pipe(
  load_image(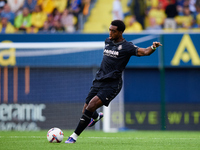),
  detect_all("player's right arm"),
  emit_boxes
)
[137,42,162,56]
